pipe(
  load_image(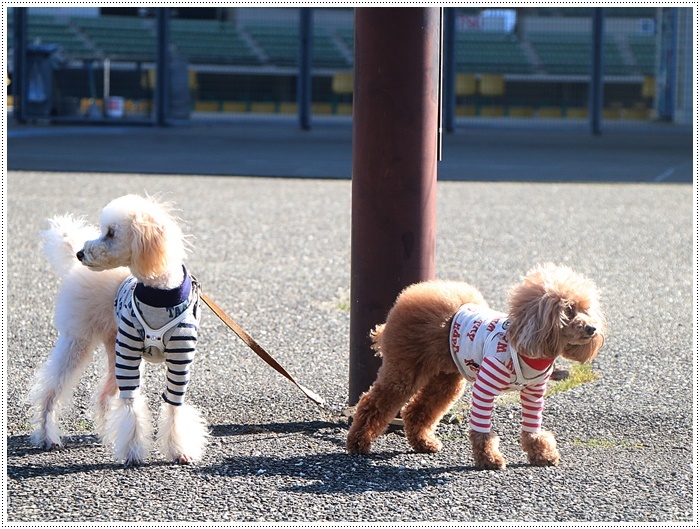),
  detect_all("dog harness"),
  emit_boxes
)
[449,303,554,434]
[114,266,200,406]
